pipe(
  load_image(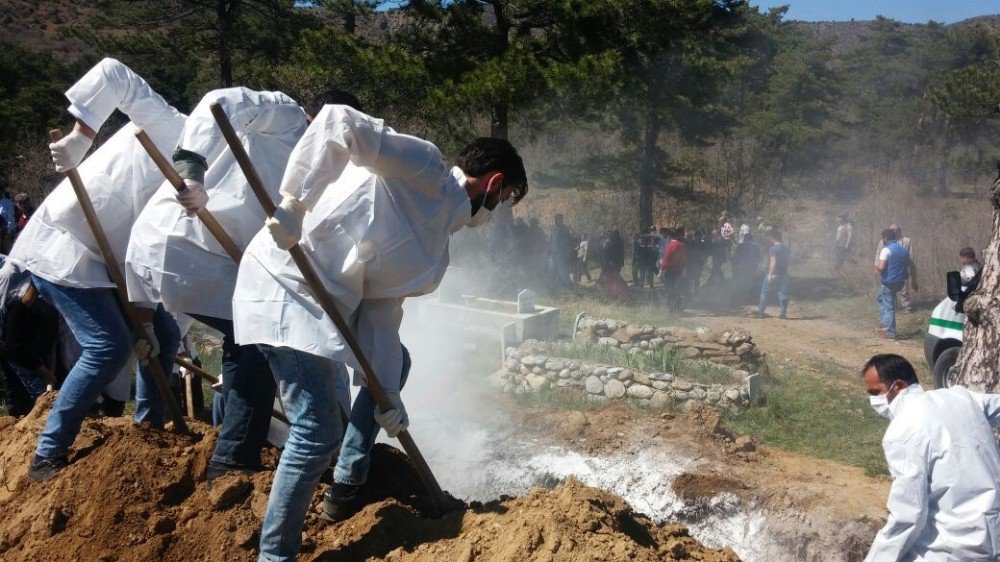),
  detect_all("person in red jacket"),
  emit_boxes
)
[659,227,687,313]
